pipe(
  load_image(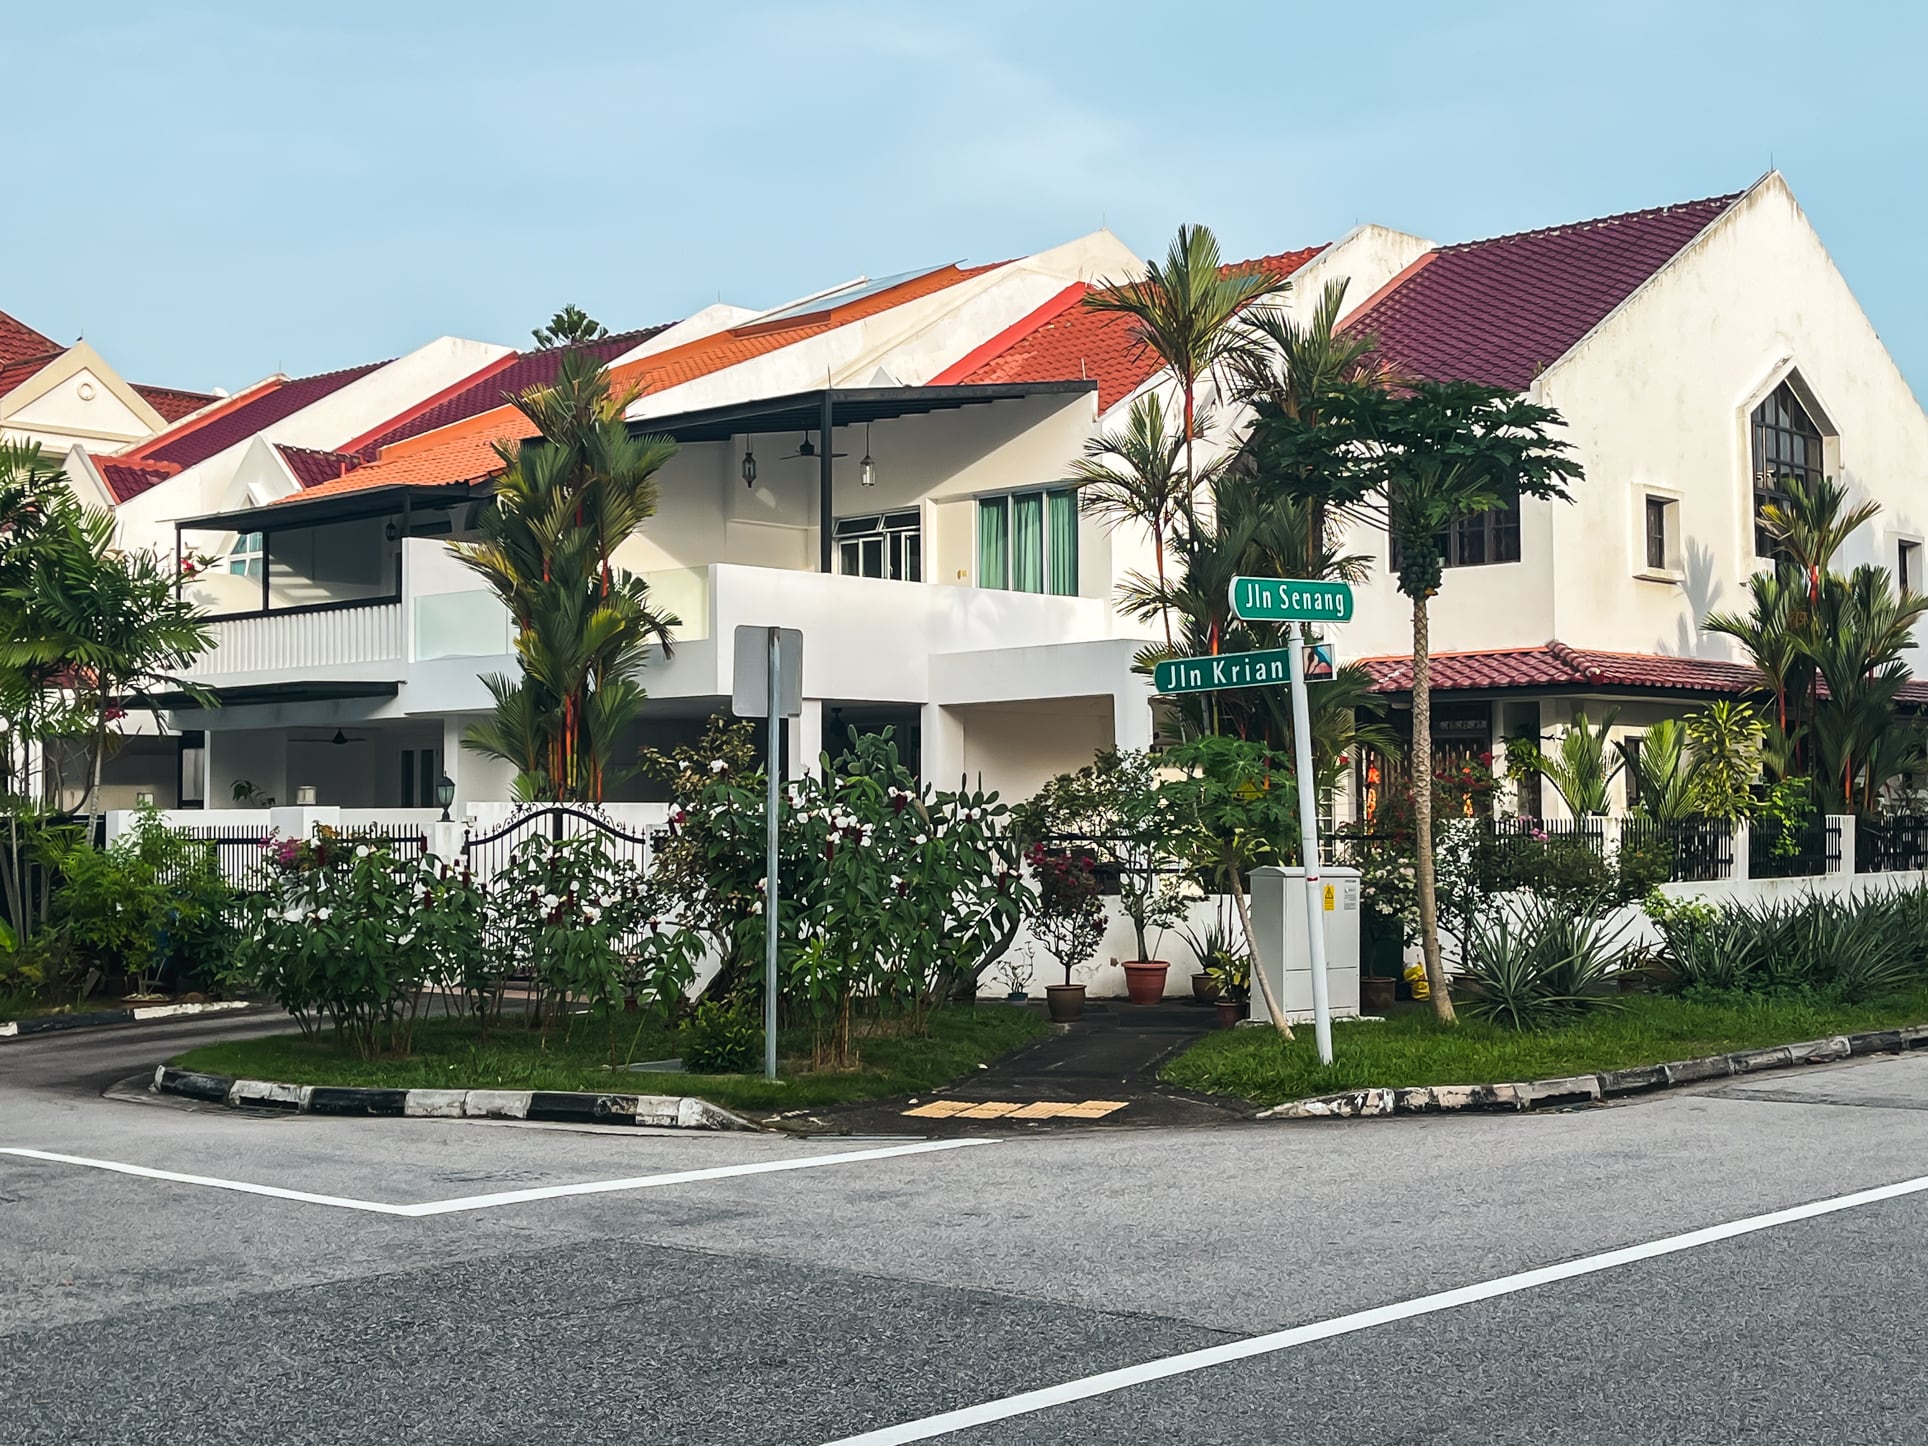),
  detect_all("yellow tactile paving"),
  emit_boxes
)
[900,1098,1129,1121]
